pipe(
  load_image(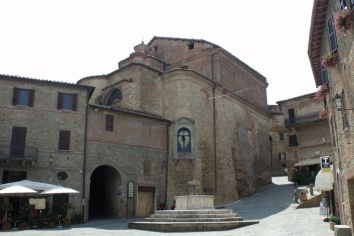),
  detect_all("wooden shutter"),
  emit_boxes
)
[12,88,19,105]
[10,127,27,157]
[58,130,71,150]
[320,57,329,84]
[105,115,114,131]
[57,93,63,110]
[29,90,35,107]
[339,0,346,10]
[327,16,338,53]
[72,94,78,111]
